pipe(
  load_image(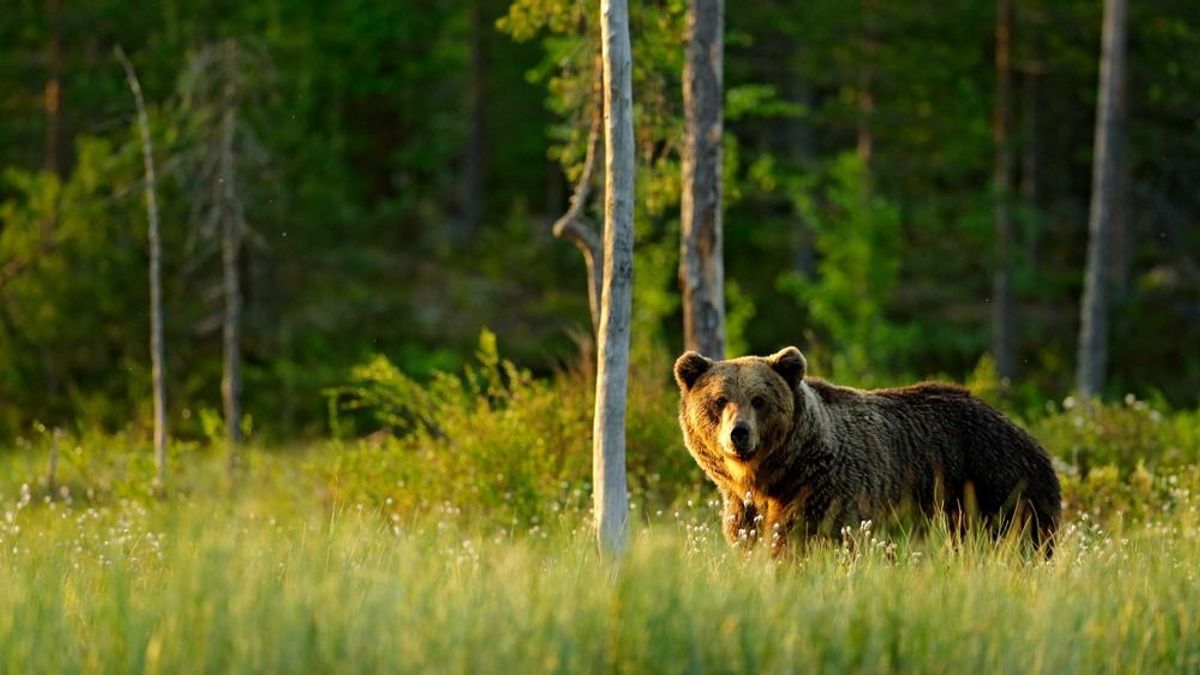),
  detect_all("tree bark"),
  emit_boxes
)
[1020,57,1040,268]
[1109,103,1131,300]
[1077,0,1127,398]
[116,45,168,489]
[219,42,244,458]
[459,0,487,240]
[594,0,634,557]
[44,0,64,177]
[680,0,725,359]
[992,0,1017,383]
[856,0,878,172]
